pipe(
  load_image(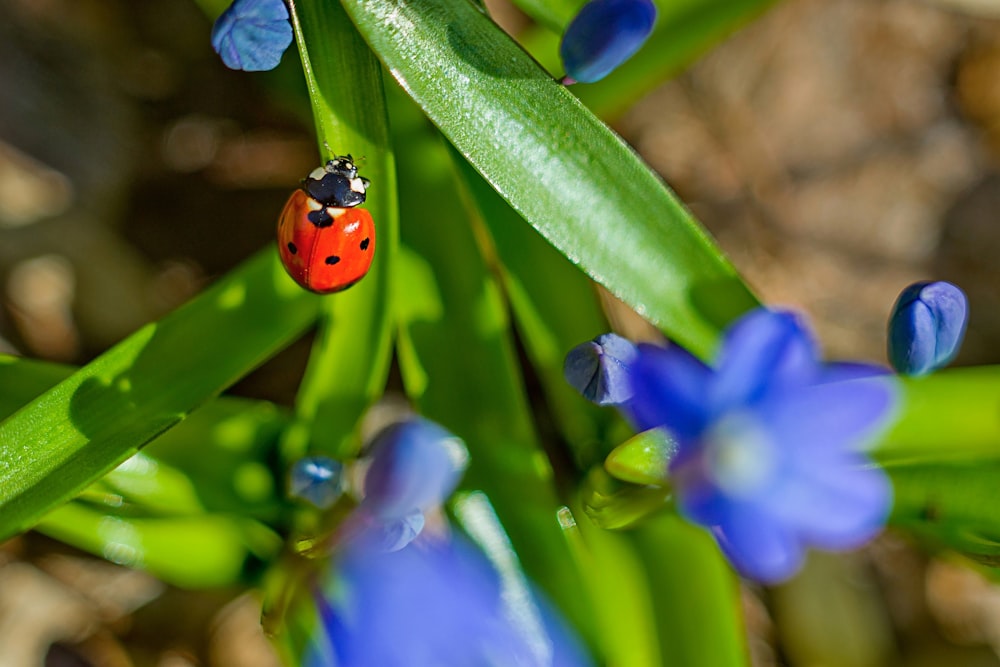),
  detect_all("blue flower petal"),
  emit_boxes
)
[819,361,892,383]
[712,309,818,413]
[712,503,805,583]
[625,343,712,440]
[362,418,469,520]
[211,0,293,72]
[563,333,638,405]
[783,465,892,550]
[314,536,593,666]
[759,376,898,455]
[888,281,968,376]
[348,510,427,553]
[560,0,656,83]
